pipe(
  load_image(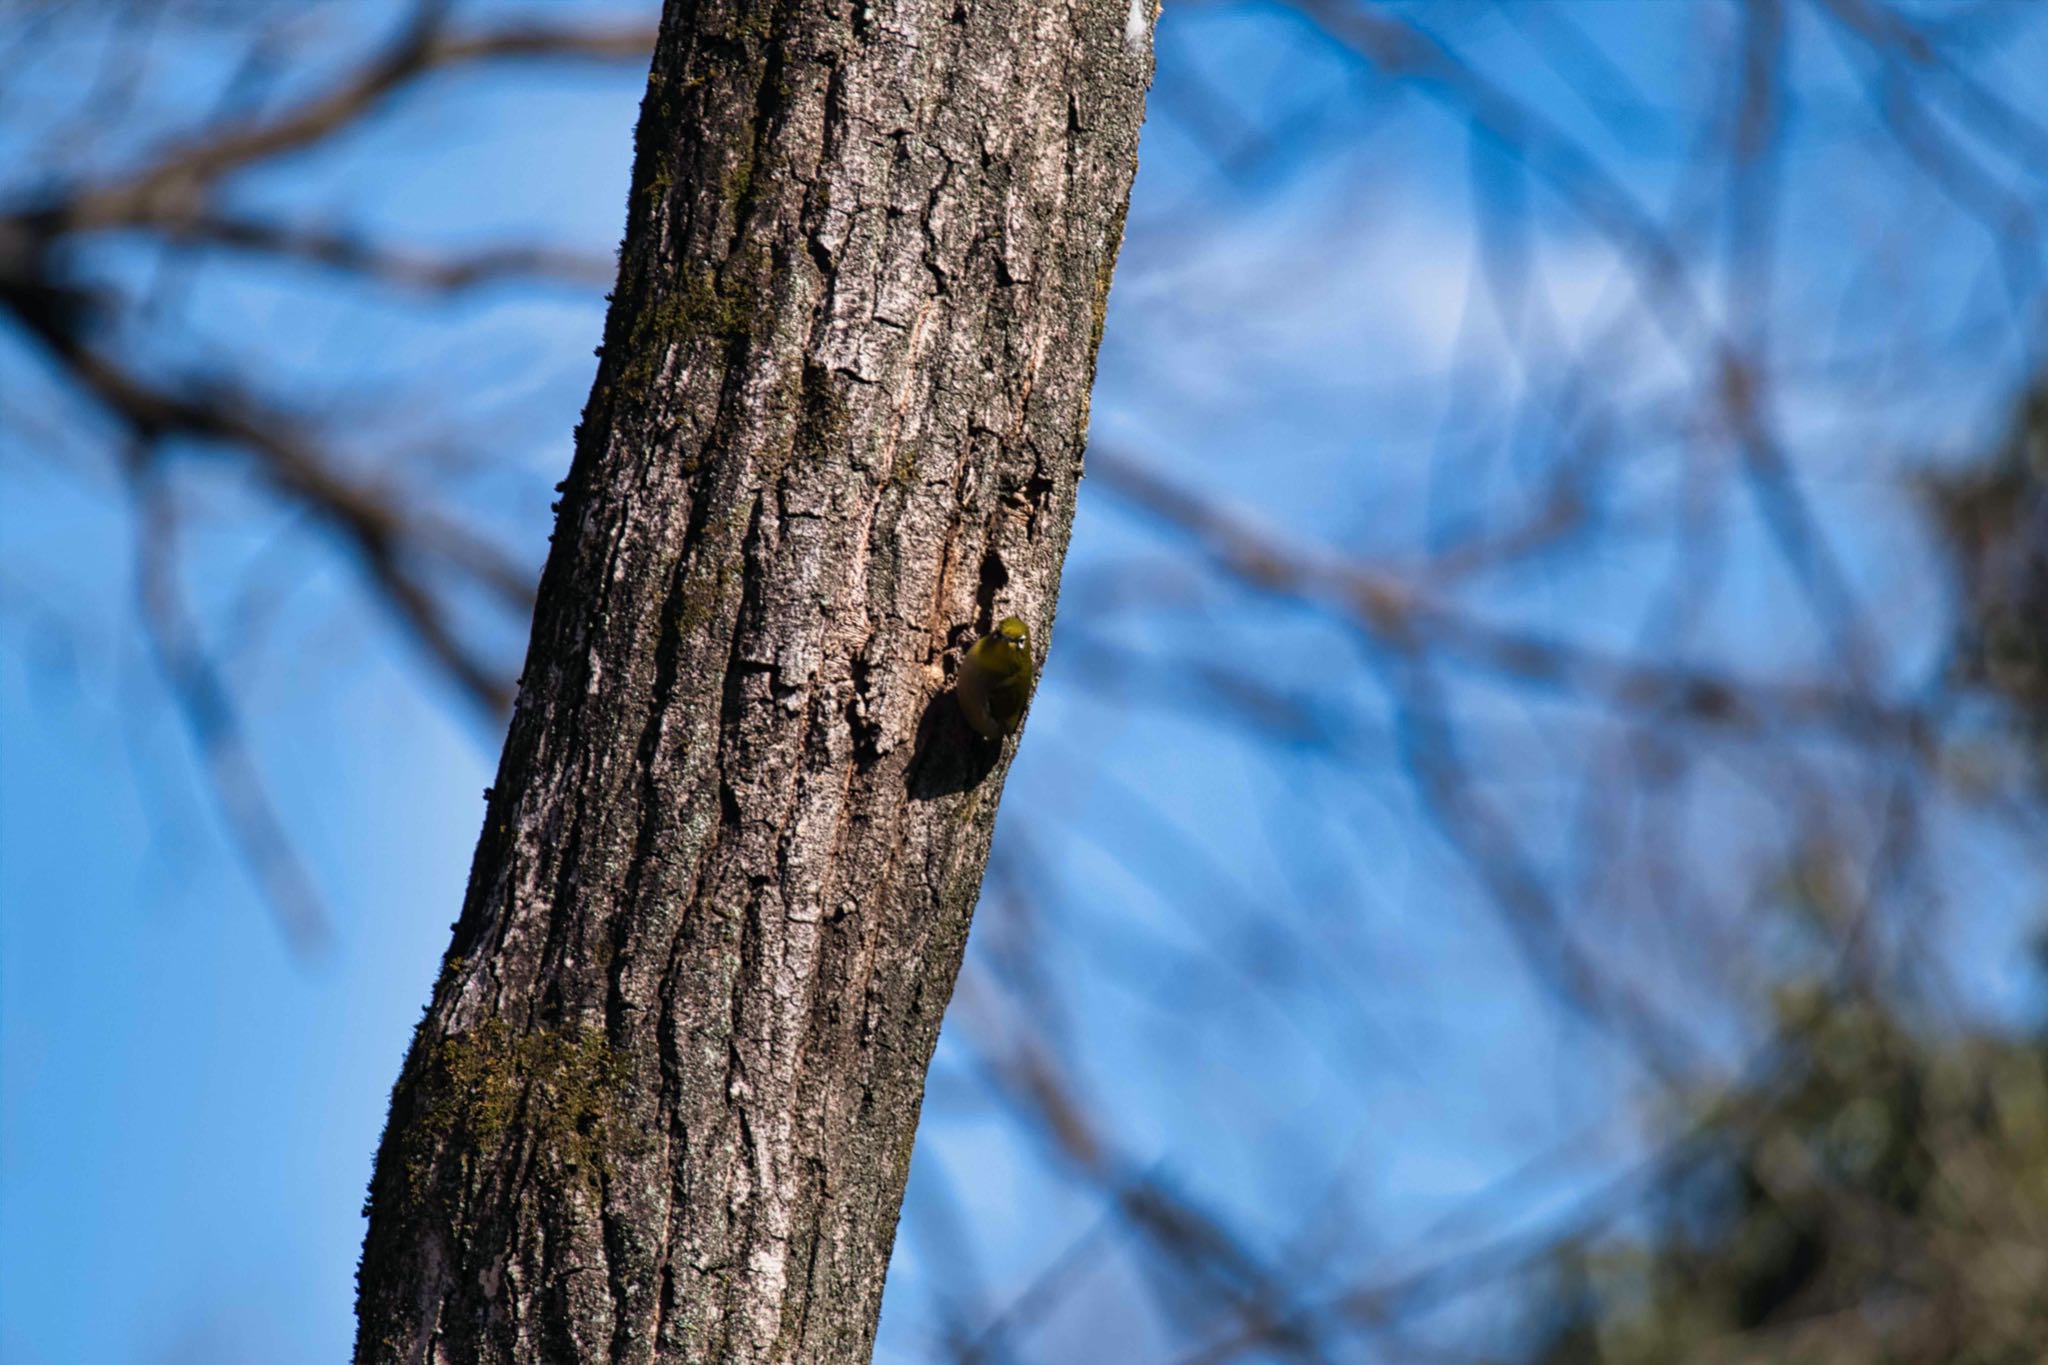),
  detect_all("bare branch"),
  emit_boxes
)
[57,11,658,230]
[131,466,333,959]
[1088,448,1928,749]
[146,210,617,294]
[3,288,519,714]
